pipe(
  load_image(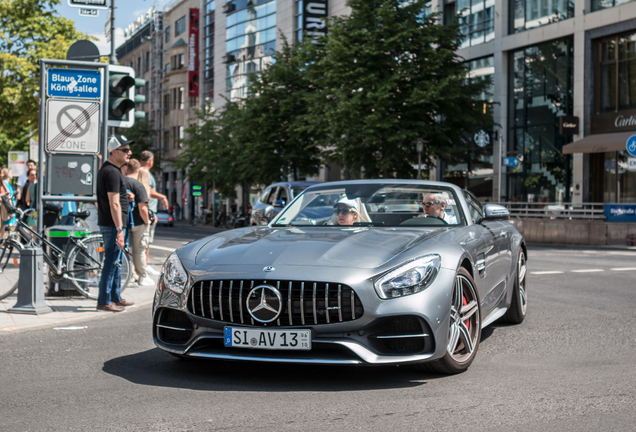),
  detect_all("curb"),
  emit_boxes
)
[527,242,636,252]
